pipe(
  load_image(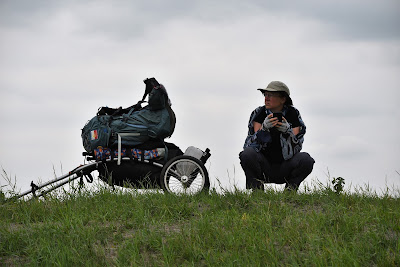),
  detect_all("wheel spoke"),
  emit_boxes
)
[167,168,180,179]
